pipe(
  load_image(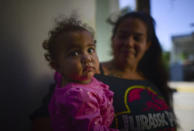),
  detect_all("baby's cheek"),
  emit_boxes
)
[94,59,99,71]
